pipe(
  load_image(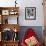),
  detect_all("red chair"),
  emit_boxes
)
[21,28,41,46]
